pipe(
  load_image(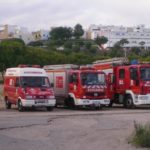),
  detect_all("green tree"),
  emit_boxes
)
[28,41,43,47]
[74,24,84,39]
[95,36,108,48]
[85,41,92,49]
[0,39,26,79]
[64,41,73,49]
[50,27,73,41]
[113,38,129,48]
[109,48,124,57]
[119,38,129,47]
[131,47,141,55]
[89,46,97,54]
[112,39,129,57]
